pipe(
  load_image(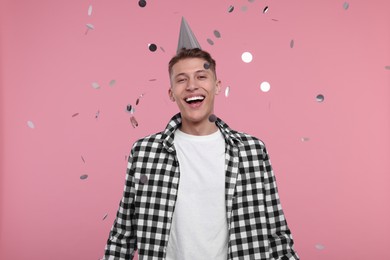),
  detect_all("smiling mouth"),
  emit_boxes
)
[185,96,205,104]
